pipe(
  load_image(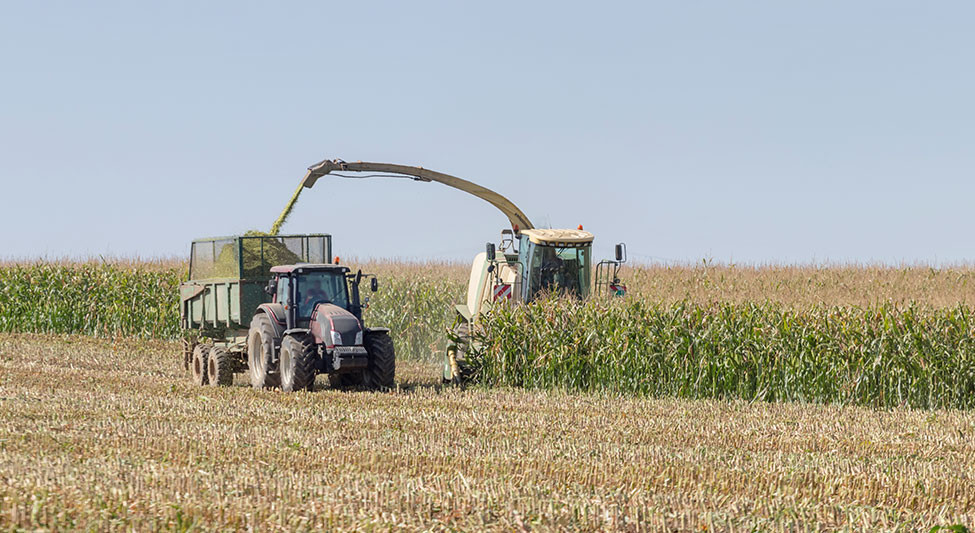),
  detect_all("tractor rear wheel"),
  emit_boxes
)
[191,344,209,386]
[207,346,234,387]
[363,331,395,390]
[247,314,280,389]
[280,334,317,392]
[444,321,472,385]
